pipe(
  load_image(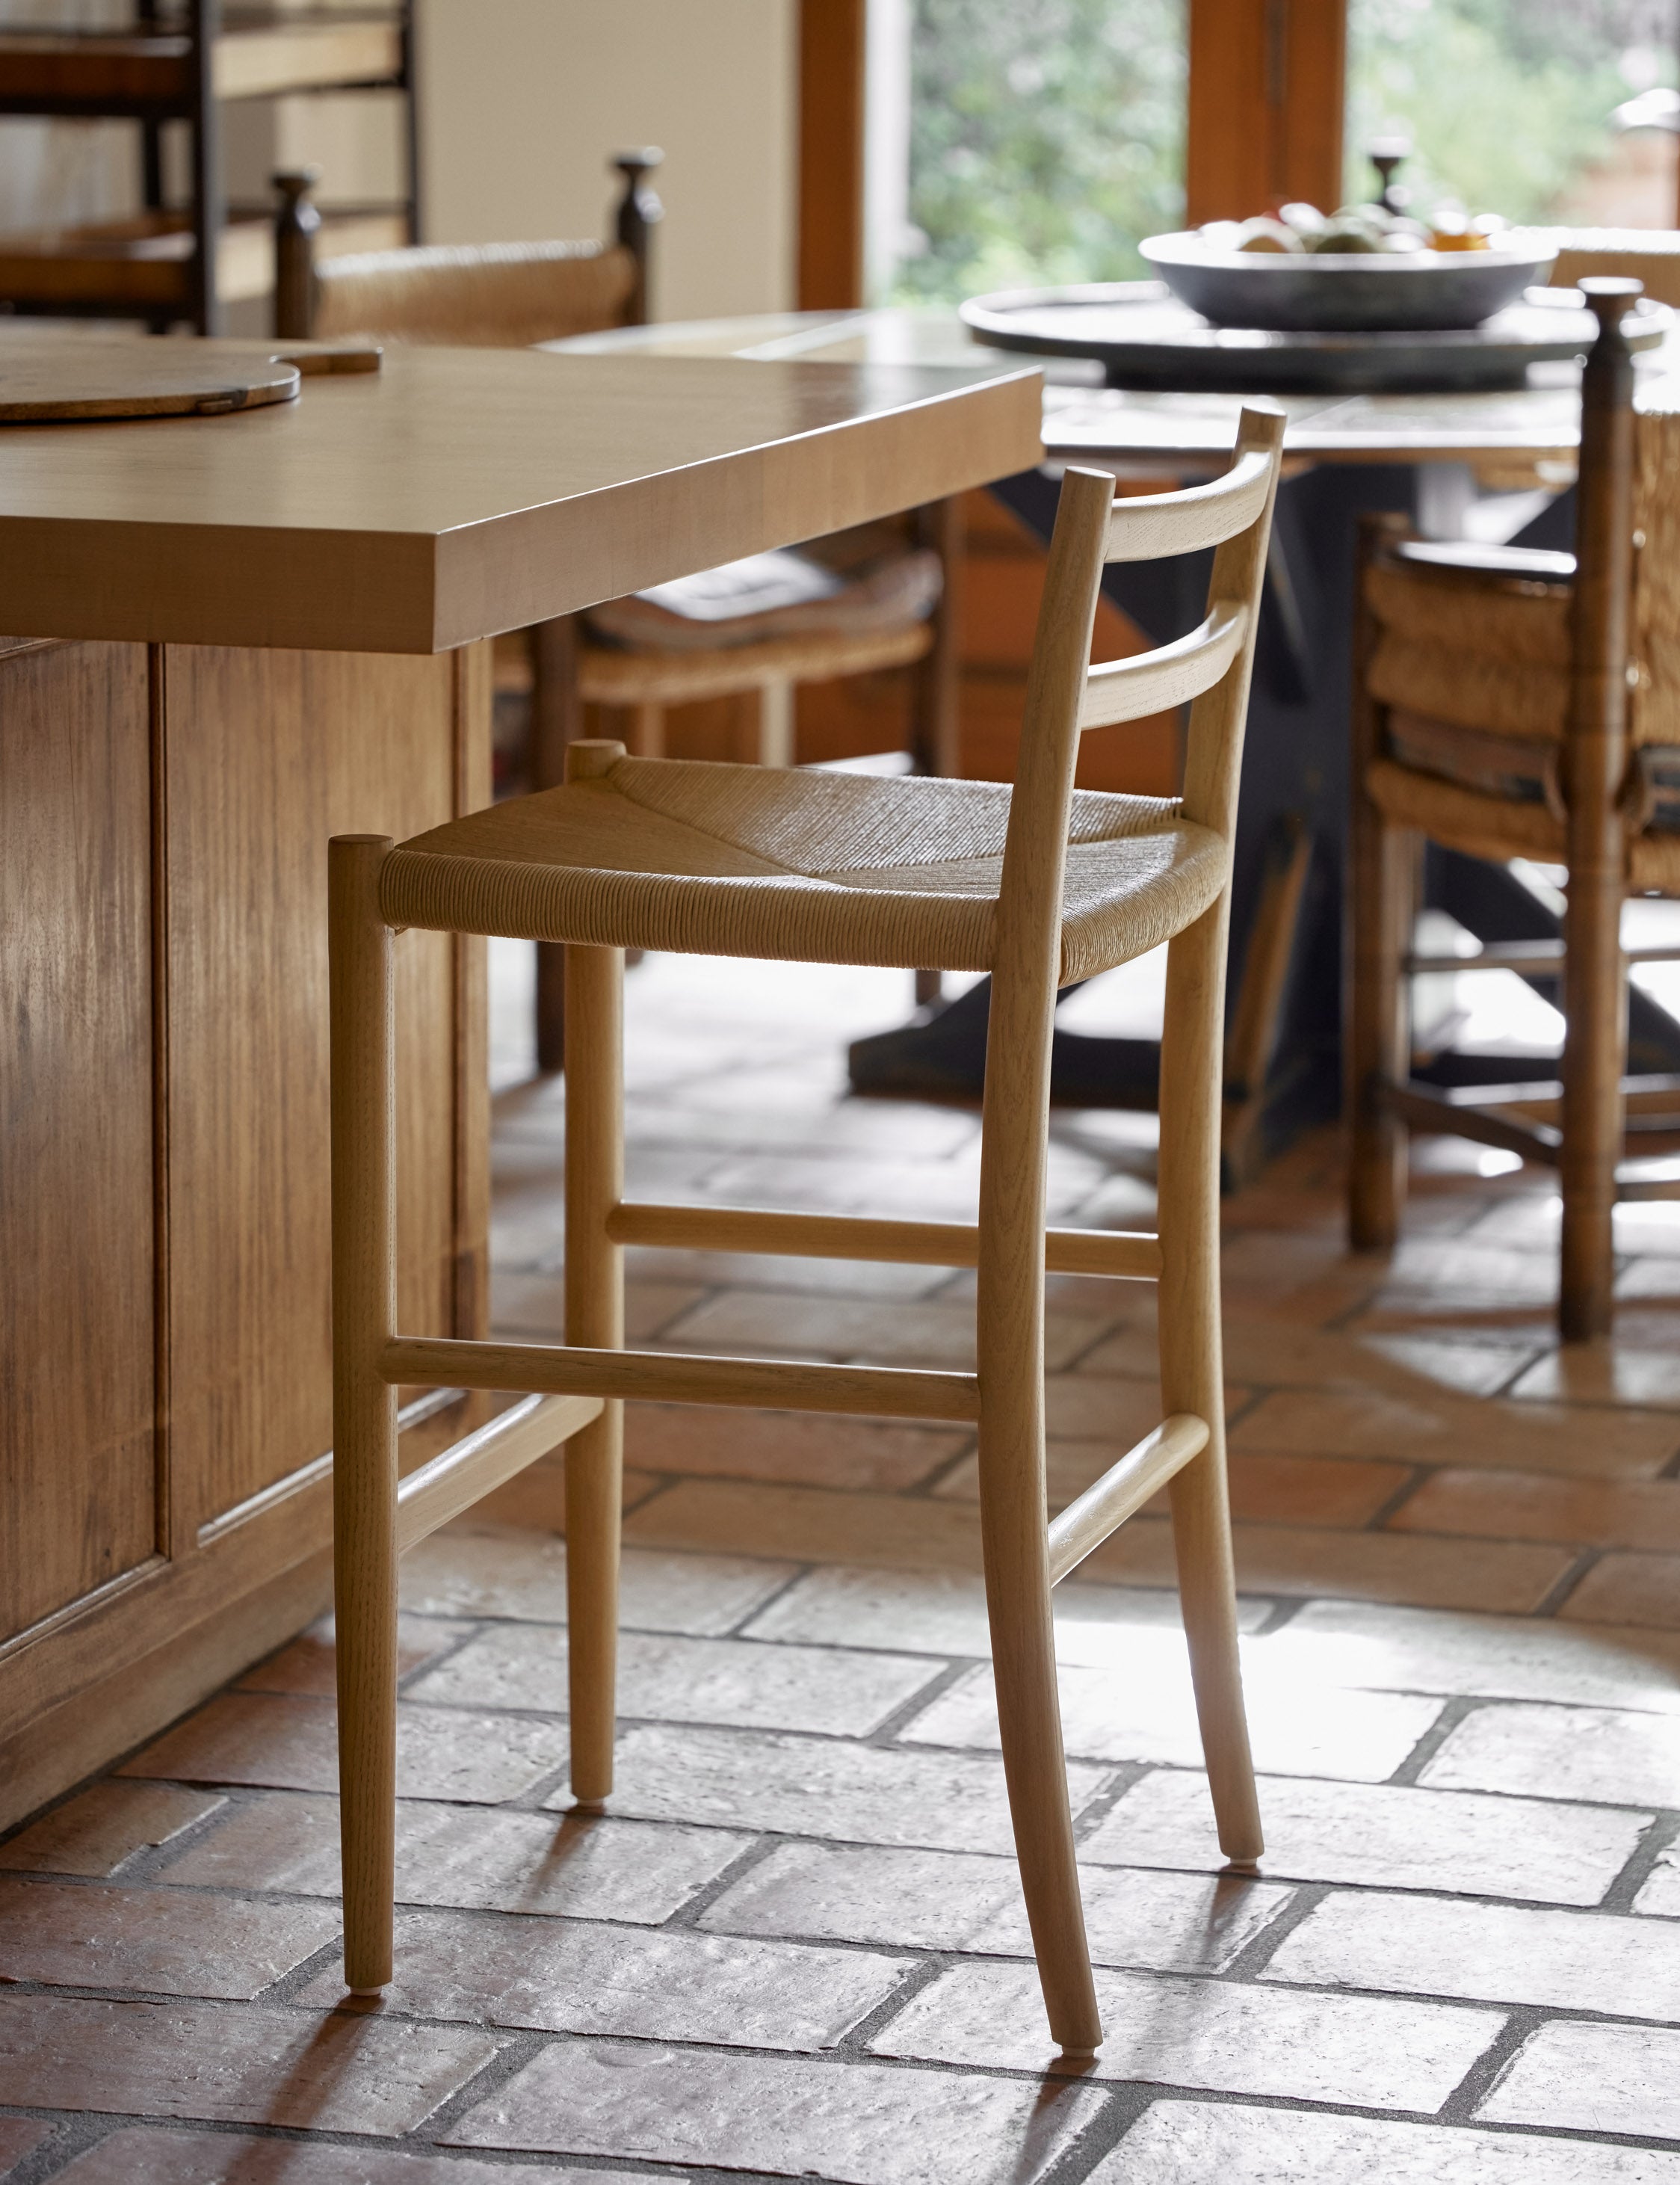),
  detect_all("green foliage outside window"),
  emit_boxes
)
[899,0,1186,303]
[1345,0,1676,223]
